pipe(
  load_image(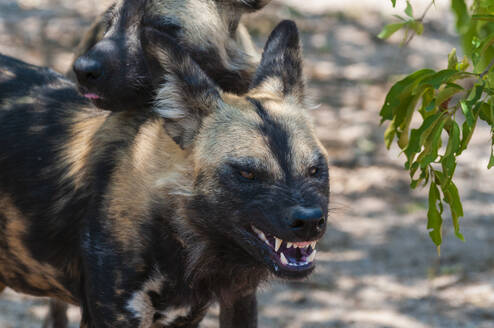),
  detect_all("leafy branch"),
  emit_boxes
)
[378,0,434,45]
[379,0,494,248]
